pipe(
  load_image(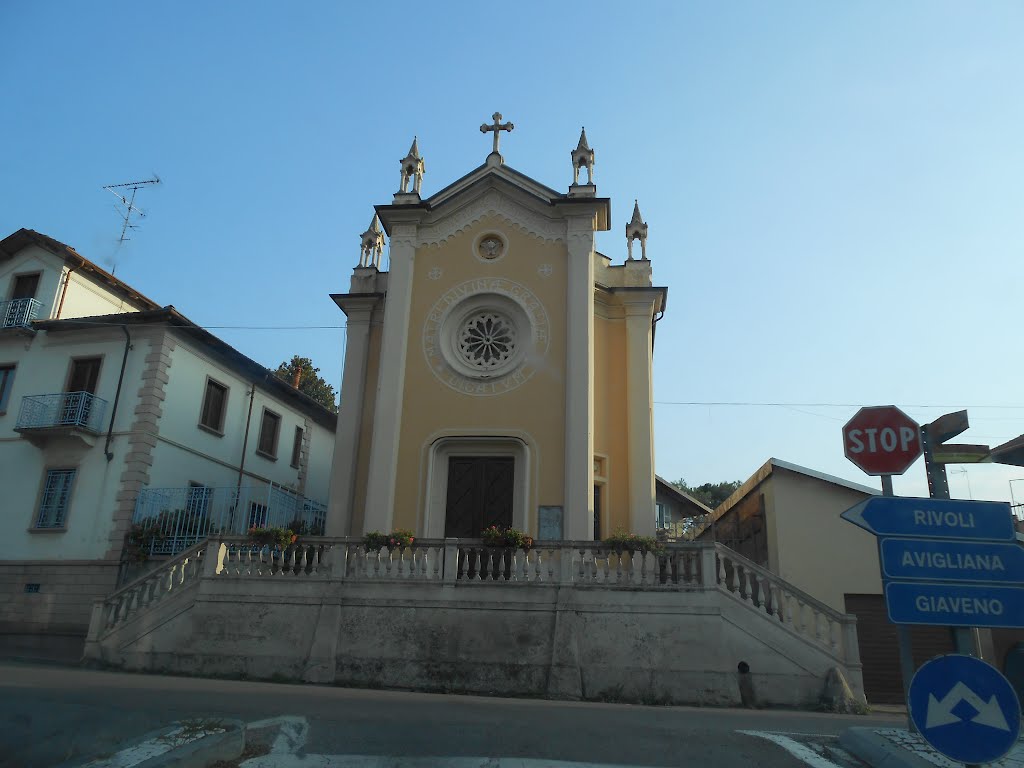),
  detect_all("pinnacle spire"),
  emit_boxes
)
[576,127,590,152]
[630,200,644,226]
[625,199,649,261]
[569,126,596,191]
[359,211,386,268]
[397,136,425,199]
